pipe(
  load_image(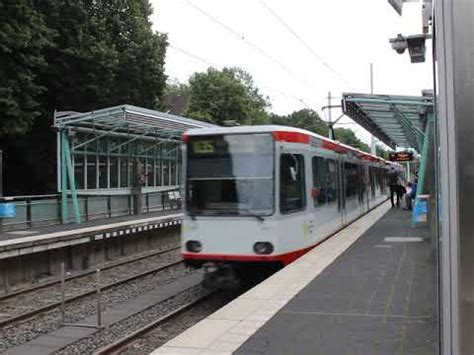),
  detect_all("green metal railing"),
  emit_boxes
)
[0,188,181,232]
